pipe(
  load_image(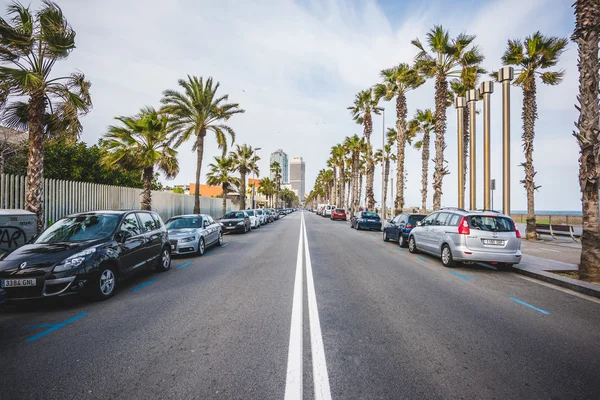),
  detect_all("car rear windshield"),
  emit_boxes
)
[335,209,345,213]
[409,215,426,224]
[246,210,255,216]
[166,217,202,230]
[36,214,120,243]
[256,210,263,215]
[223,212,245,219]
[468,216,514,232]
[362,212,379,218]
